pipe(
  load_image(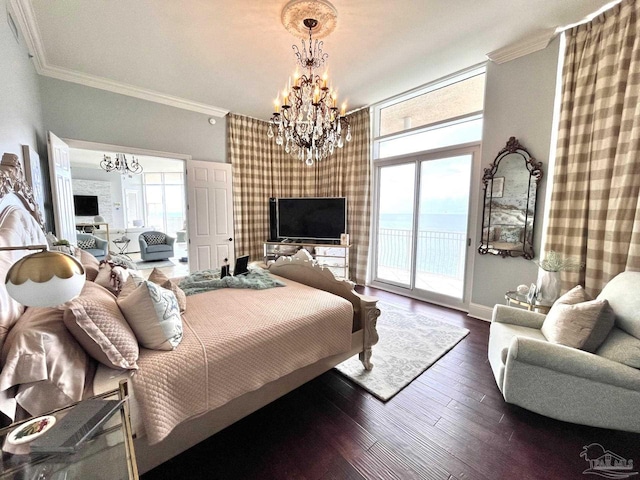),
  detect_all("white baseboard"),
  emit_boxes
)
[467,303,493,322]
